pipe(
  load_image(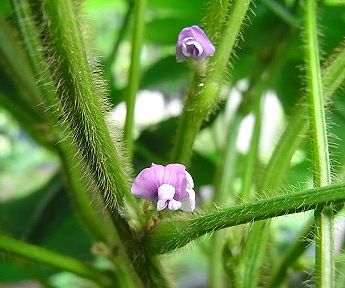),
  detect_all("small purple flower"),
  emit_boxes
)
[131,163,195,212]
[176,25,215,62]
